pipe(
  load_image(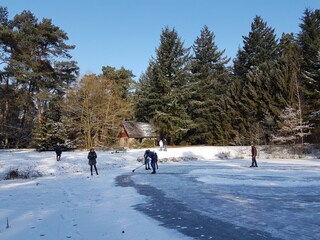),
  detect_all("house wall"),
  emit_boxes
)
[118,137,135,147]
[118,137,156,147]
